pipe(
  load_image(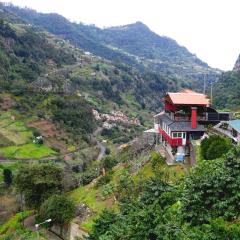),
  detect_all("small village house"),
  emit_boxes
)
[148,89,232,163]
